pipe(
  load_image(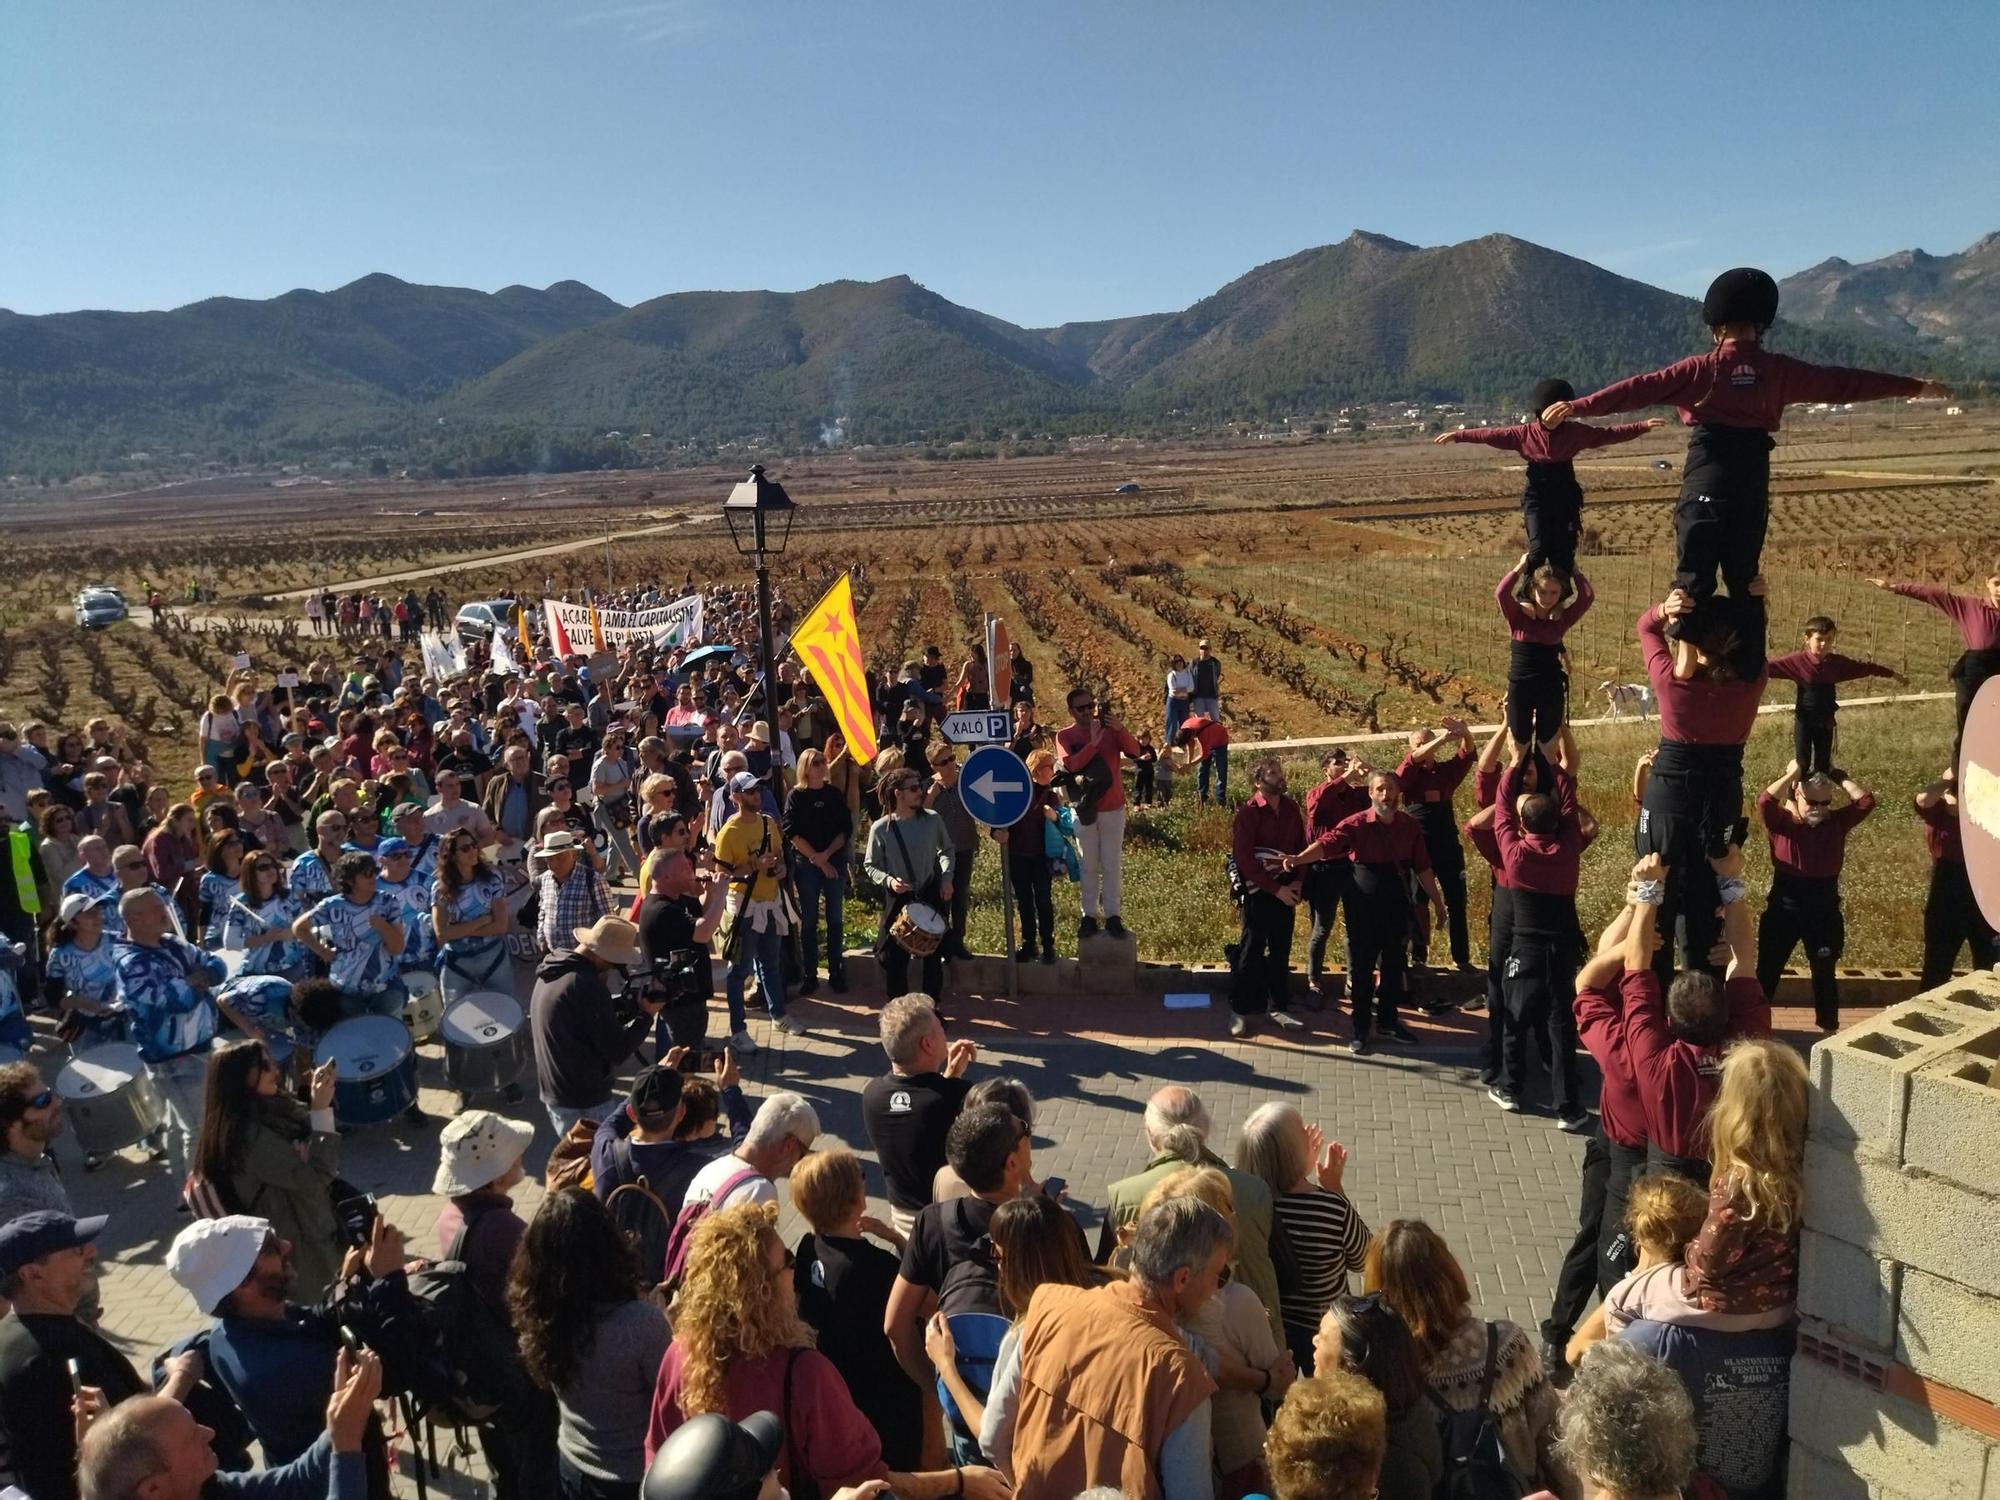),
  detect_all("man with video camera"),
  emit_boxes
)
[530,915,664,1137]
